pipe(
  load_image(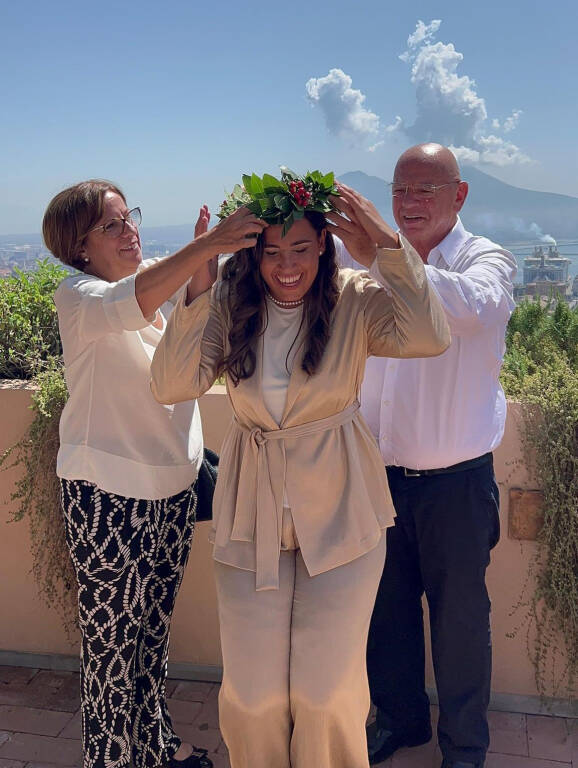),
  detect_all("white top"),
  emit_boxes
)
[261,297,303,508]
[336,219,517,469]
[54,260,203,499]
[261,298,303,424]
